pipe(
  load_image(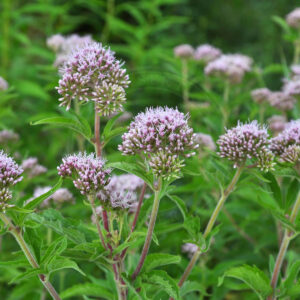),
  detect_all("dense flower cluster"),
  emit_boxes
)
[26,186,74,208]
[217,121,275,171]
[174,44,194,59]
[291,65,300,78]
[21,157,47,178]
[182,243,198,258]
[0,151,23,205]
[97,174,143,210]
[194,44,221,64]
[194,133,216,152]
[47,34,93,67]
[57,42,130,115]
[58,152,111,195]
[119,107,198,178]
[268,115,286,134]
[268,91,296,111]
[283,79,300,97]
[251,88,271,104]
[286,8,300,28]
[0,77,8,91]
[0,130,19,144]
[205,54,253,84]
[270,120,300,164]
